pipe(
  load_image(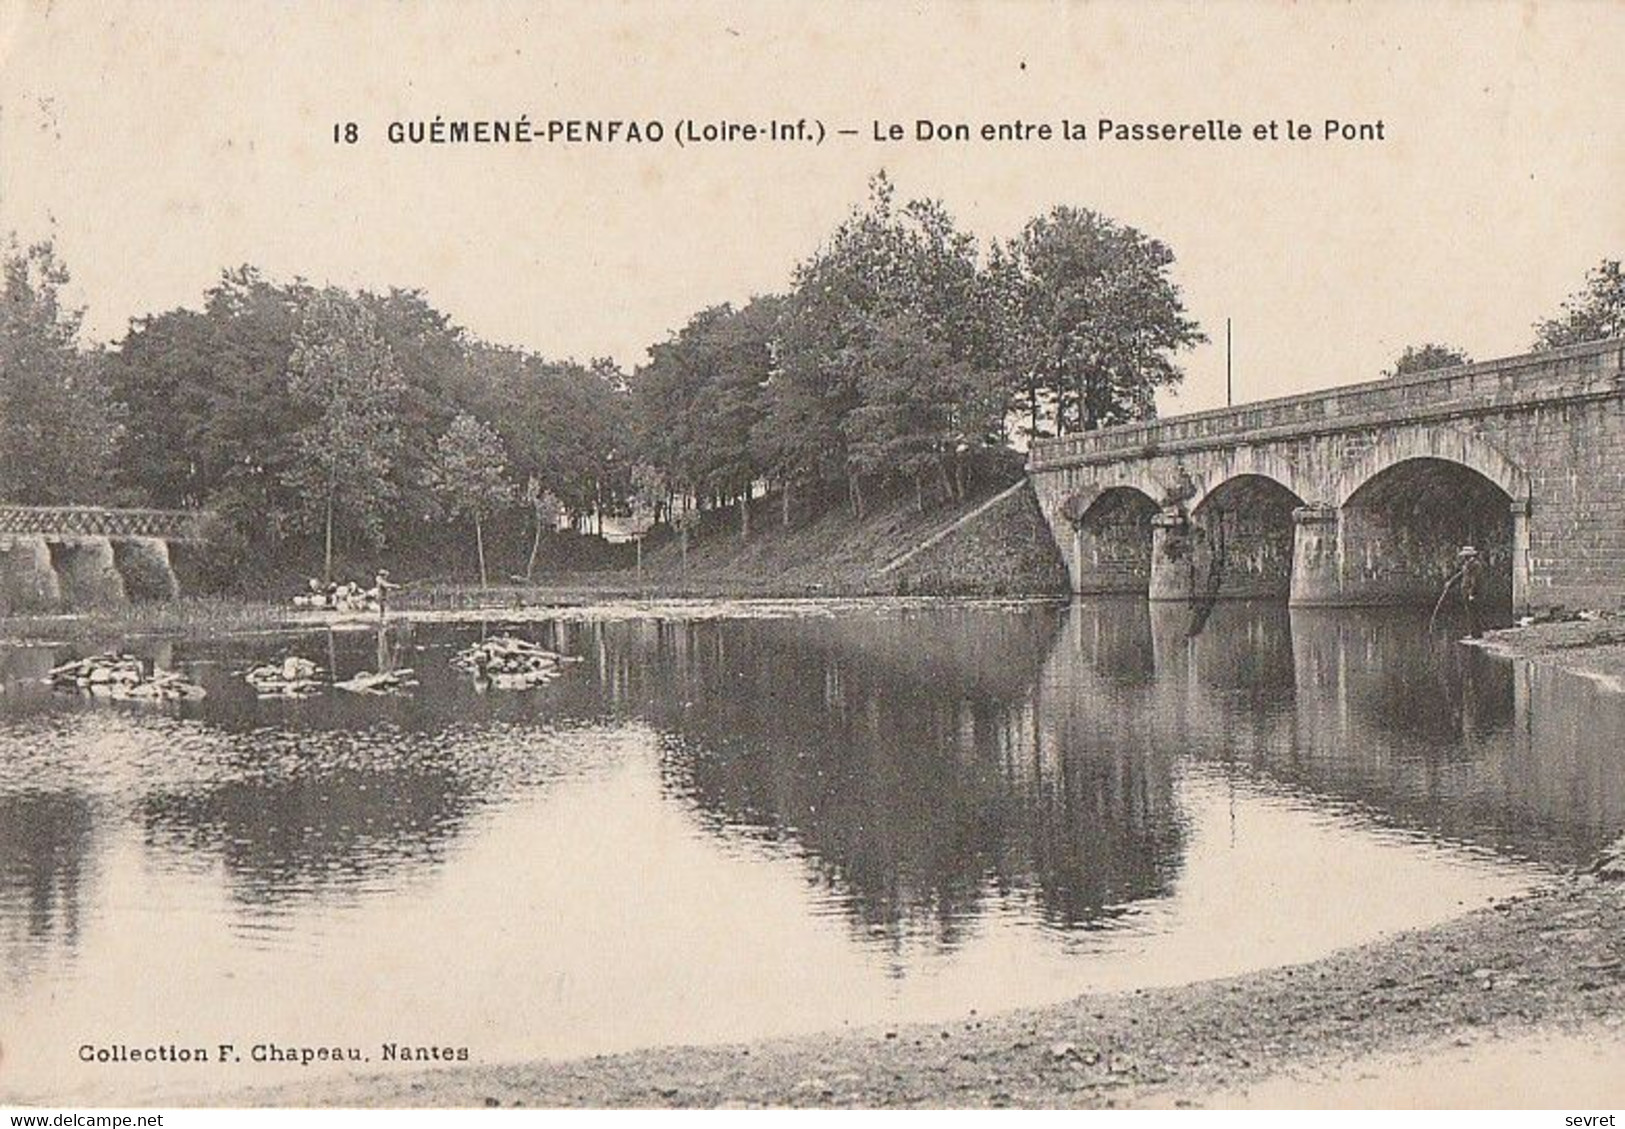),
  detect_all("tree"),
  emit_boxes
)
[627,461,667,579]
[996,207,1204,435]
[1533,259,1625,350]
[110,266,318,546]
[845,314,991,511]
[1383,342,1472,378]
[479,347,631,530]
[423,413,513,587]
[633,298,778,538]
[766,173,999,515]
[108,306,223,507]
[0,238,120,504]
[282,288,405,581]
[521,476,564,582]
[751,372,828,528]
[358,287,475,529]
[628,461,667,525]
